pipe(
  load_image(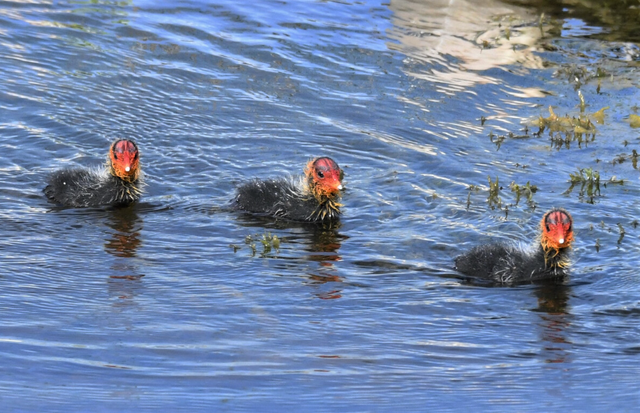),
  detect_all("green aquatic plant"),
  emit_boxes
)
[232,232,282,257]
[490,132,505,150]
[487,176,502,210]
[595,67,608,78]
[466,184,480,210]
[578,90,586,113]
[569,167,600,186]
[537,105,604,150]
[509,181,538,207]
[244,235,257,257]
[470,177,539,212]
[259,232,280,252]
[480,39,493,50]
[603,176,624,189]
[564,167,601,203]
[467,178,540,212]
[617,223,625,245]
[538,13,545,36]
[629,114,640,128]
[613,154,626,165]
[611,149,638,166]
[489,128,530,150]
[553,63,610,90]
[592,106,608,124]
